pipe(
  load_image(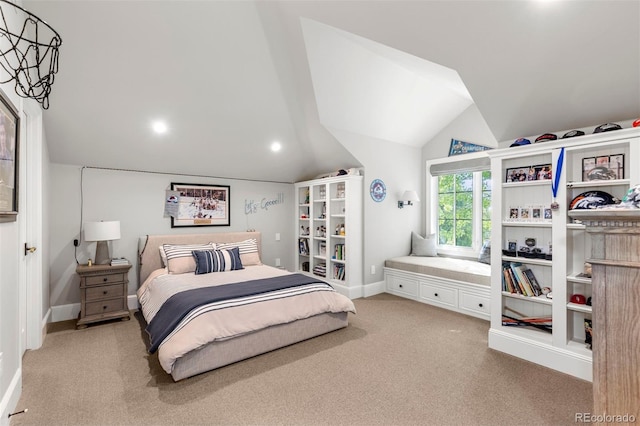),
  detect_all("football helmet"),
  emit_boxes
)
[570,191,619,210]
